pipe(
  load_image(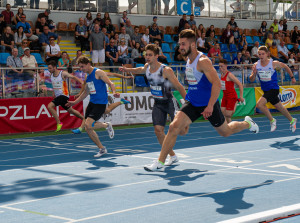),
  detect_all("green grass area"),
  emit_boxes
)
[1,111,300,140]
